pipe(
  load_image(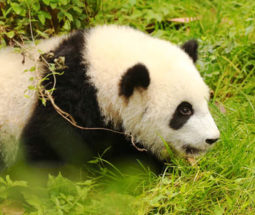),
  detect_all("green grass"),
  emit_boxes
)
[1,0,255,214]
